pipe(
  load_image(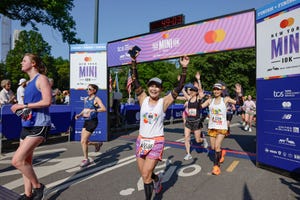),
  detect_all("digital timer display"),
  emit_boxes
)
[149,14,185,32]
